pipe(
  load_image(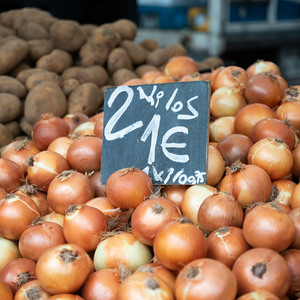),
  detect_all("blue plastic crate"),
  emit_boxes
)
[277,0,300,20]
[229,1,268,22]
